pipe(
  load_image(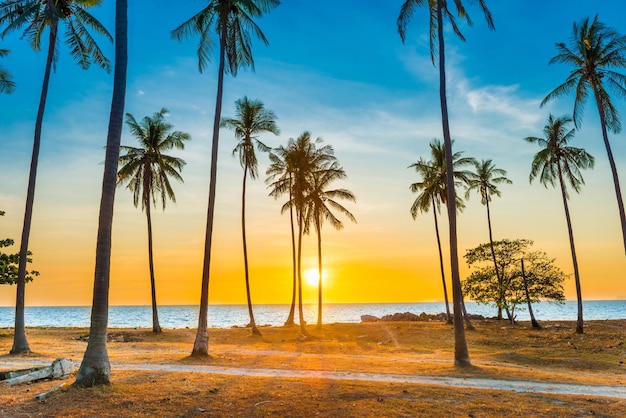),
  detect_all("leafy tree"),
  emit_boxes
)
[525,114,594,334]
[75,0,127,387]
[305,158,356,329]
[463,239,565,322]
[465,159,512,319]
[0,211,38,285]
[117,109,190,333]
[541,15,626,256]
[0,48,14,93]
[221,97,279,336]
[172,0,280,357]
[408,139,474,324]
[0,0,111,354]
[266,145,298,326]
[398,0,494,367]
